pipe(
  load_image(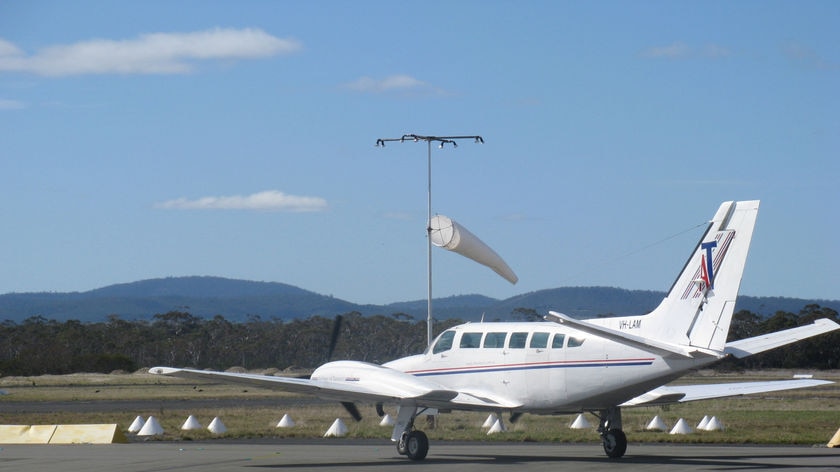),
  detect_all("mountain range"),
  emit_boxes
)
[0,276,836,323]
